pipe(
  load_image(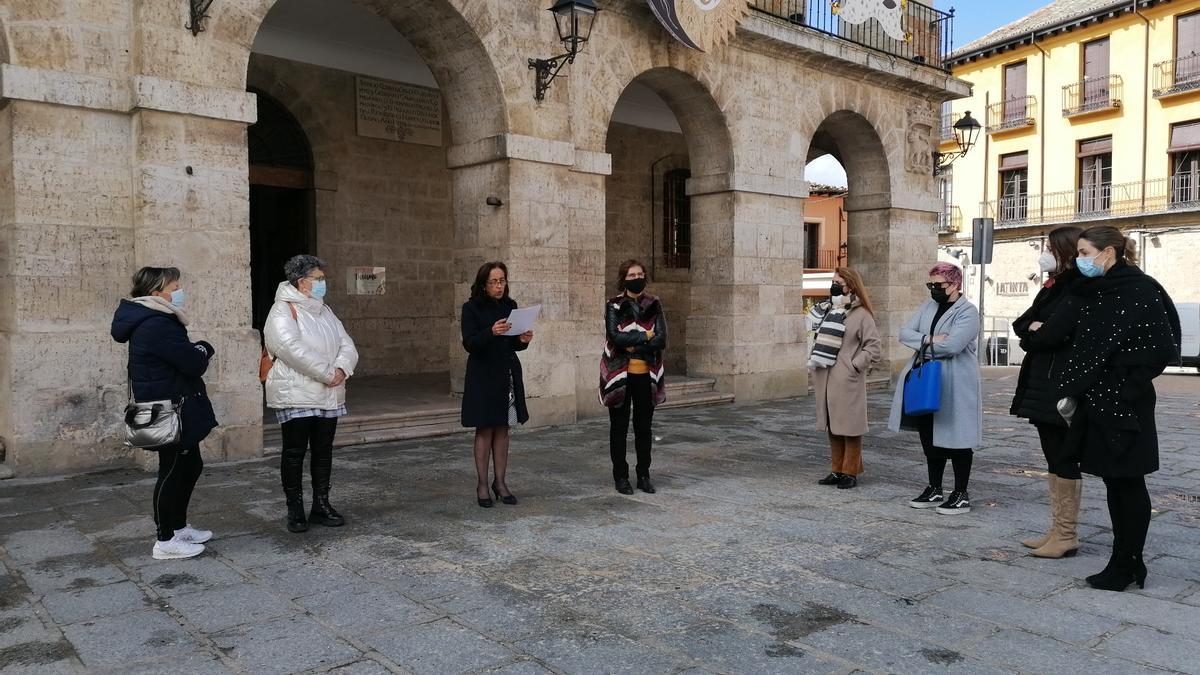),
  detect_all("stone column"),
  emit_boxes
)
[446,134,586,427]
[845,198,939,377]
[129,79,263,463]
[685,173,810,401]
